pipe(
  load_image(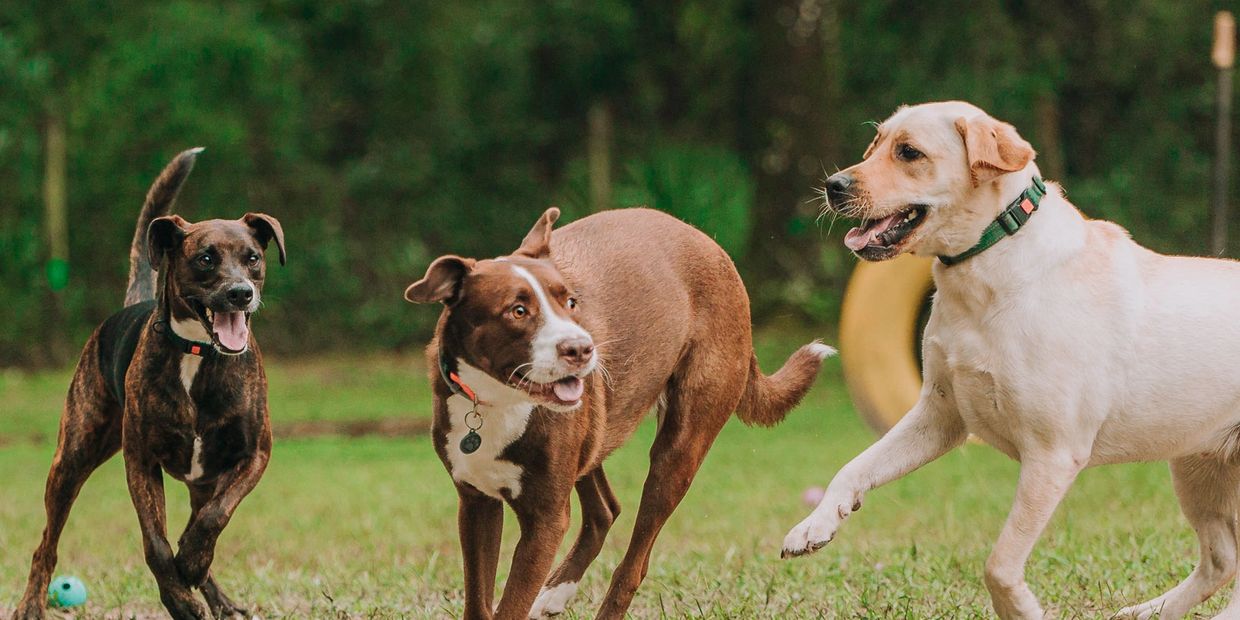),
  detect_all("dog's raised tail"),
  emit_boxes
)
[735,340,836,427]
[124,147,203,306]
